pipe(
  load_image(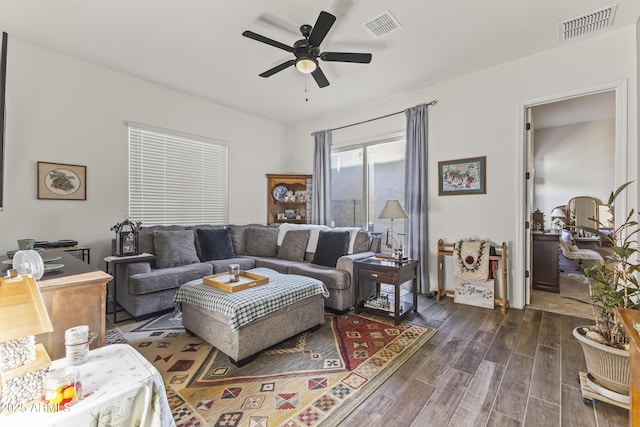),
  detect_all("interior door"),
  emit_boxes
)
[525,107,534,305]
